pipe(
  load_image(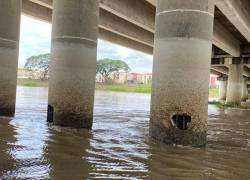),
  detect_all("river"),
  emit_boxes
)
[0,86,250,179]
